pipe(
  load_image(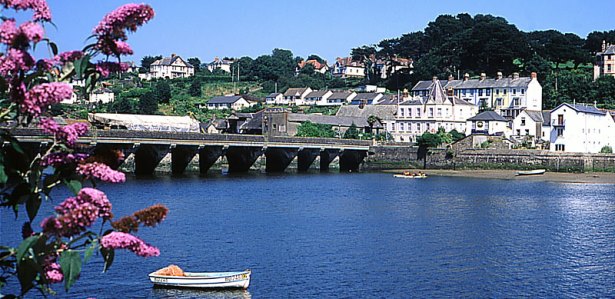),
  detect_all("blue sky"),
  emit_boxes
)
[23,0,615,64]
